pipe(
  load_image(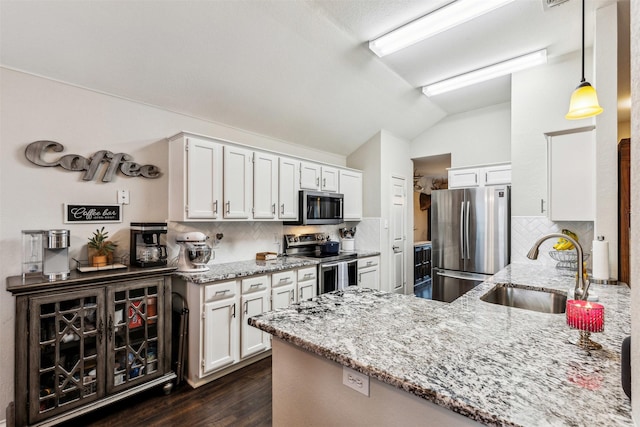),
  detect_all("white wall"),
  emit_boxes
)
[410,102,511,168]
[594,3,620,279]
[347,132,382,218]
[511,50,587,218]
[0,68,346,418]
[347,130,413,294]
